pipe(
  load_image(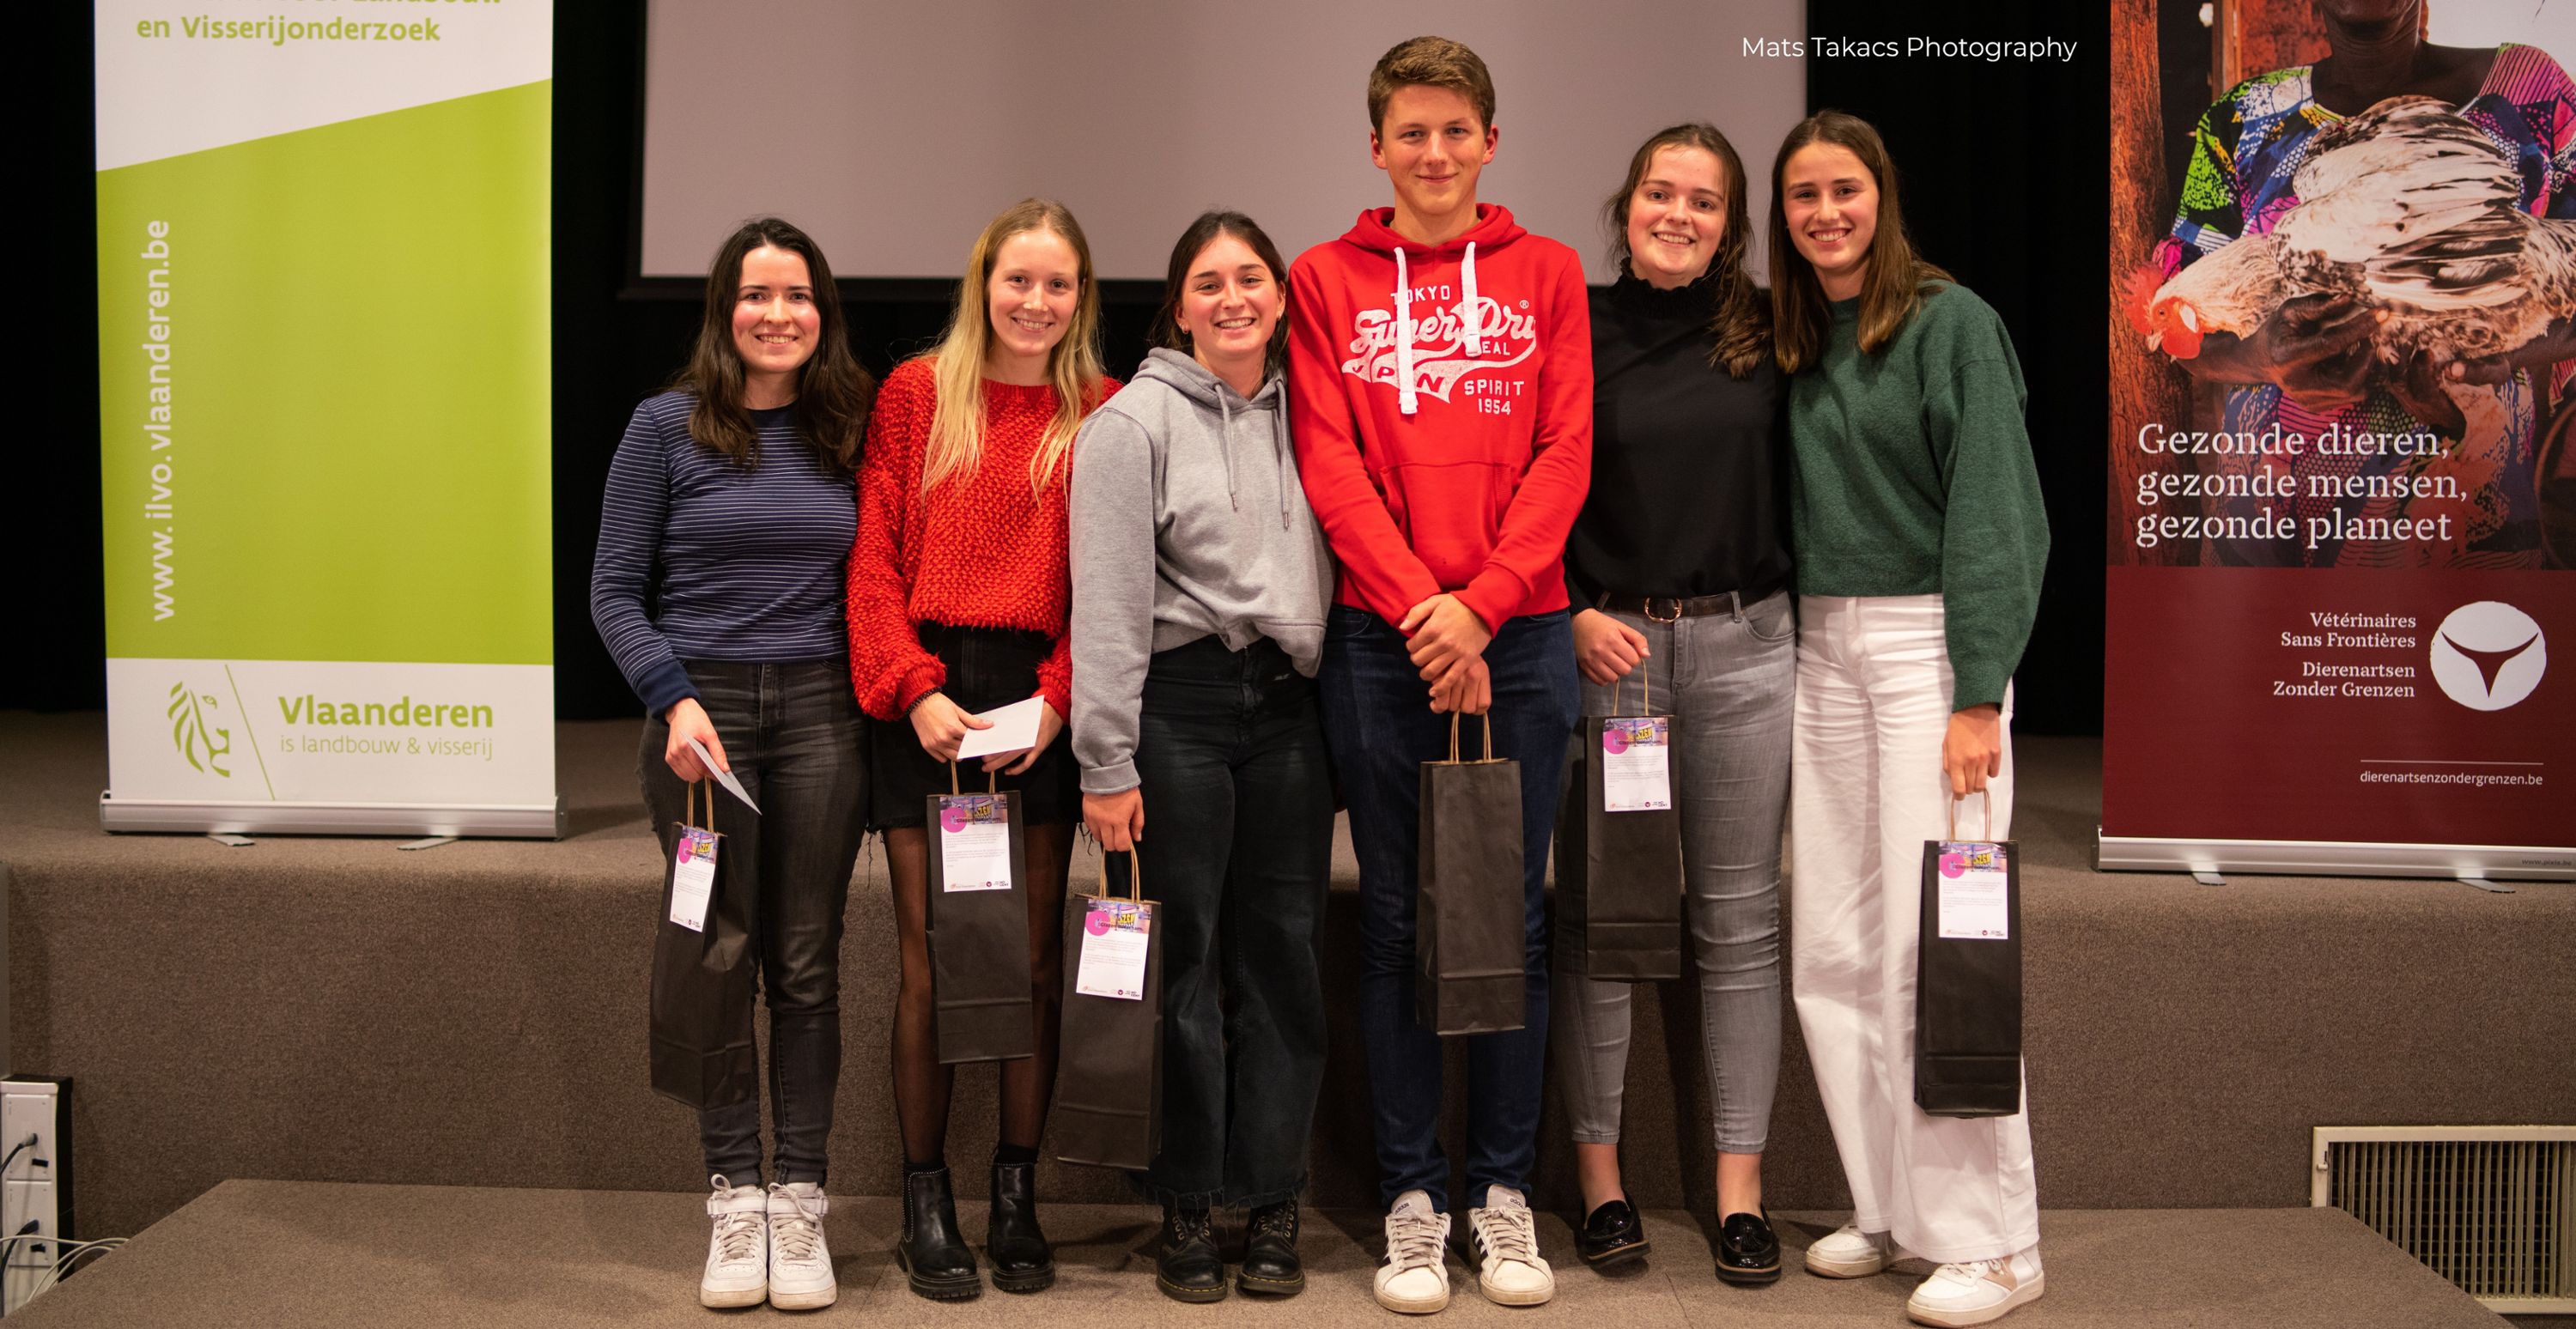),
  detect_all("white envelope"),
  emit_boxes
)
[956,696,1047,760]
